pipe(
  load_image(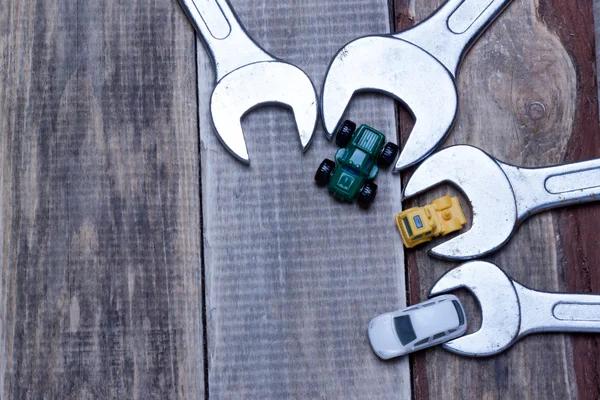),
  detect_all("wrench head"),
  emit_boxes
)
[321,35,458,171]
[429,261,521,357]
[211,61,318,164]
[404,146,517,260]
